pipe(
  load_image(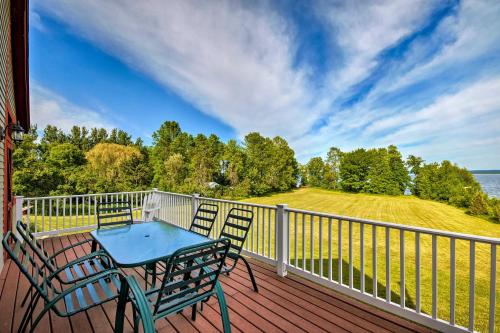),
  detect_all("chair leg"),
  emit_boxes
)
[20,294,42,333]
[18,292,40,333]
[20,285,32,307]
[115,277,129,333]
[191,303,198,321]
[144,268,149,289]
[215,282,231,333]
[133,307,140,333]
[239,255,259,292]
